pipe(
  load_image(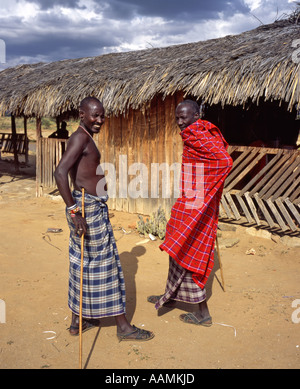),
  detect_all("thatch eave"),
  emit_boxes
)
[0,14,299,118]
